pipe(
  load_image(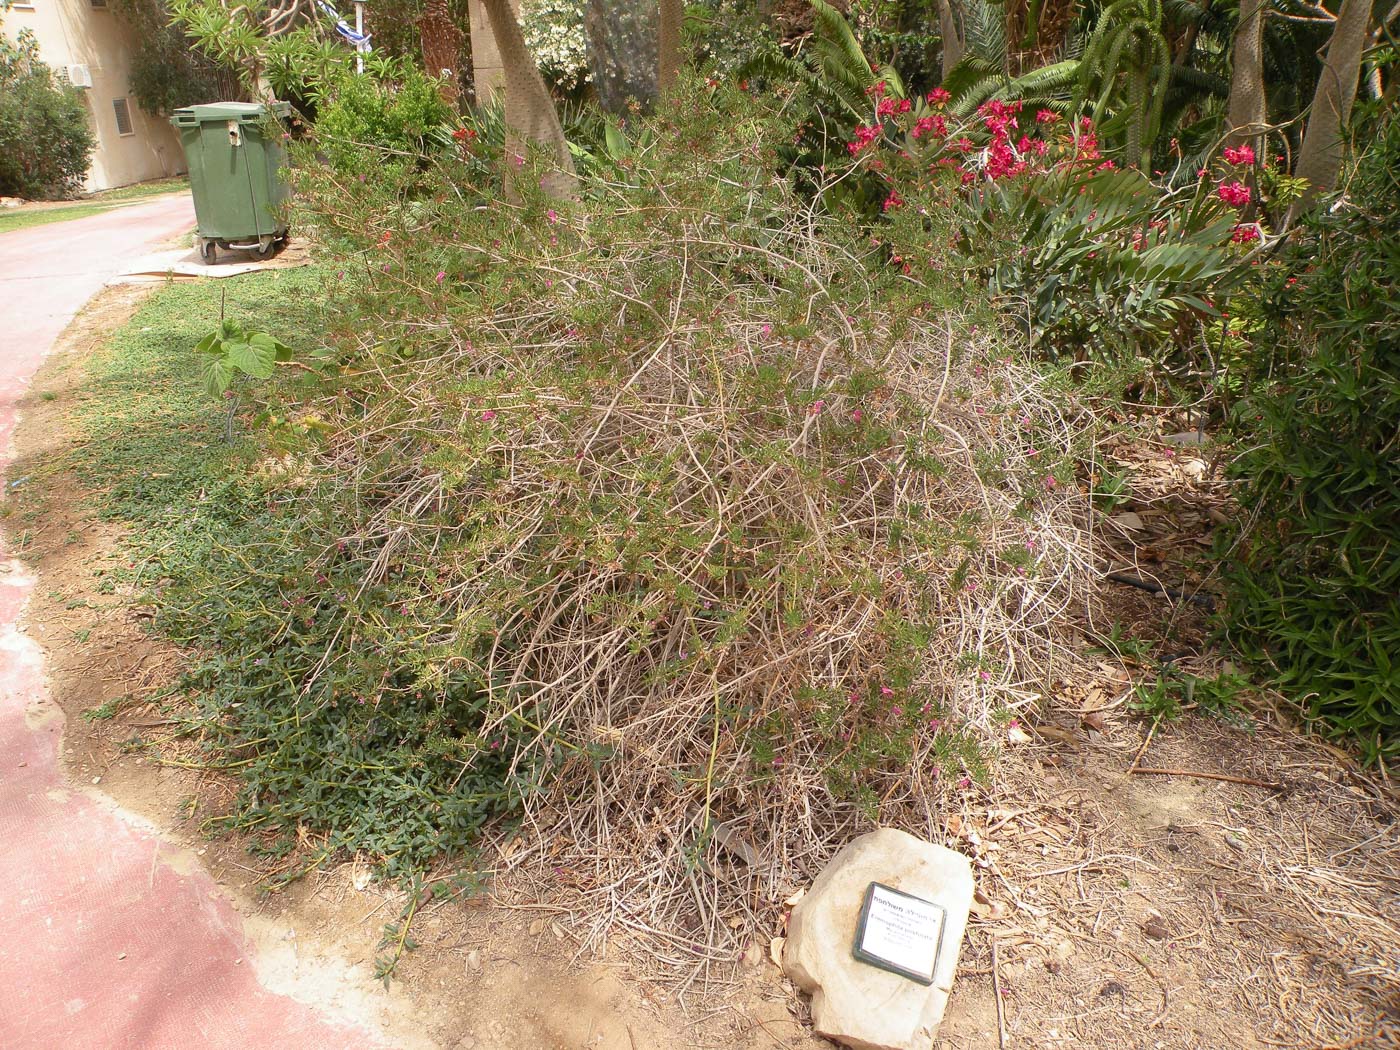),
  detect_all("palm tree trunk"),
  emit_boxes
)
[1224,0,1266,147]
[1291,0,1376,213]
[478,0,577,197]
[658,0,684,96]
[419,0,464,107]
